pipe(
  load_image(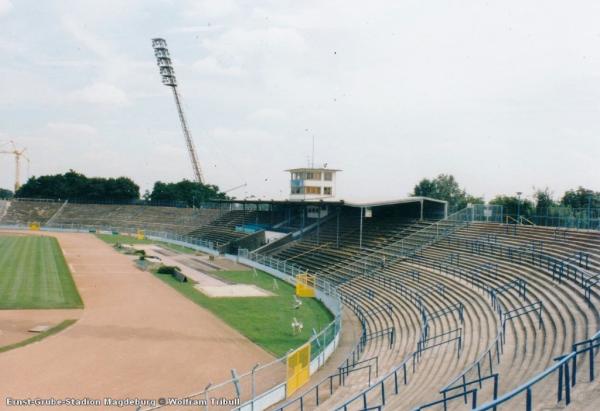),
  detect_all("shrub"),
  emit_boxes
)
[157,265,180,275]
